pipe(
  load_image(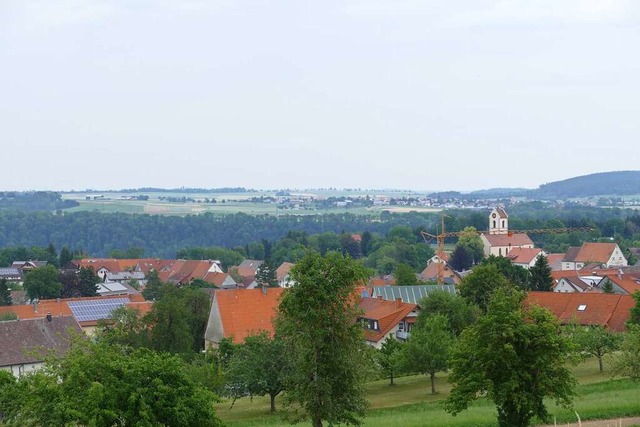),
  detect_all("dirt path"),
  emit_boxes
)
[537,417,640,427]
